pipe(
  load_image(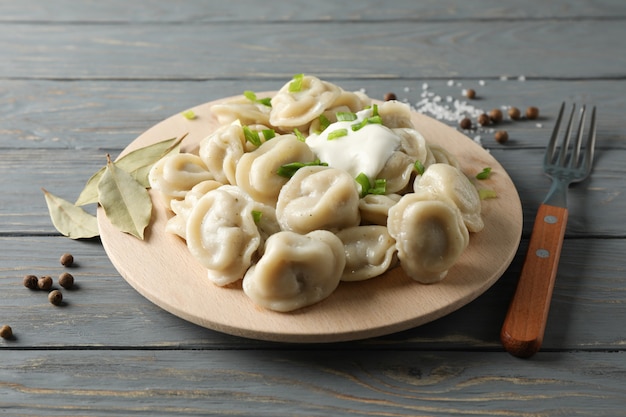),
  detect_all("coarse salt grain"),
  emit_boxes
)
[447,80,455,86]
[500,75,508,81]
[479,80,486,86]
[422,83,429,90]
[518,75,526,81]
[536,123,543,128]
